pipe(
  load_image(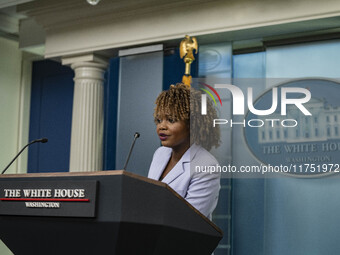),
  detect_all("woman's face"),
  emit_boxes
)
[155,114,190,151]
